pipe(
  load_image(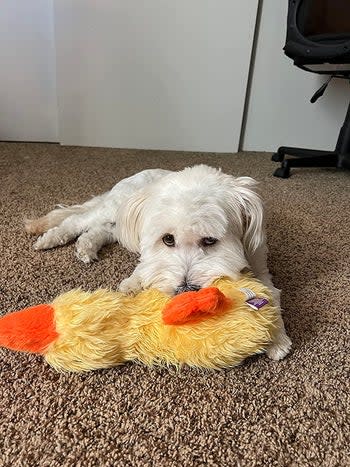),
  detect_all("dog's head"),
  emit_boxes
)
[120,165,265,295]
